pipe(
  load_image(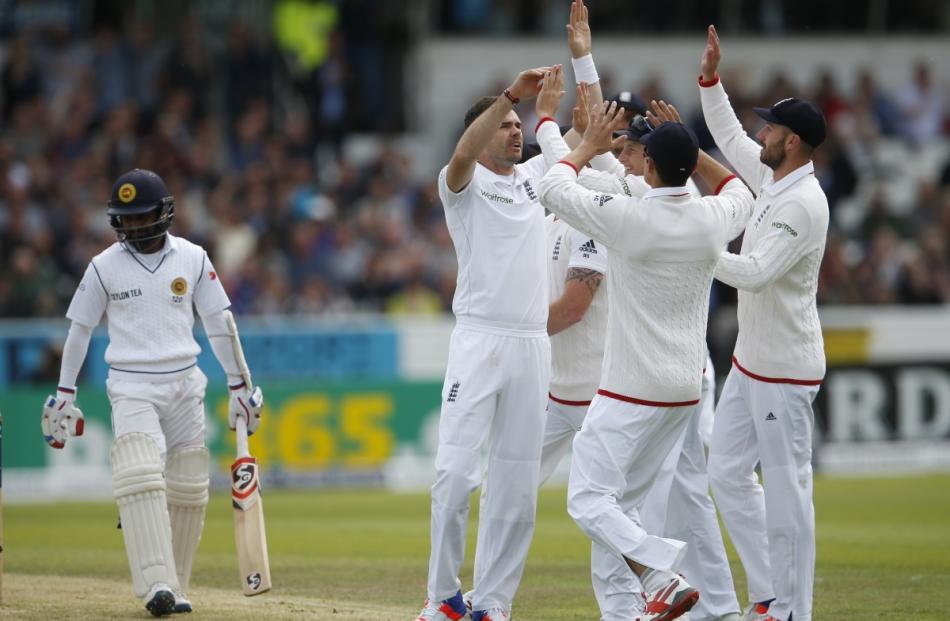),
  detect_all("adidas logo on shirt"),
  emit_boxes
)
[580,239,598,258]
[552,236,562,260]
[765,412,777,421]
